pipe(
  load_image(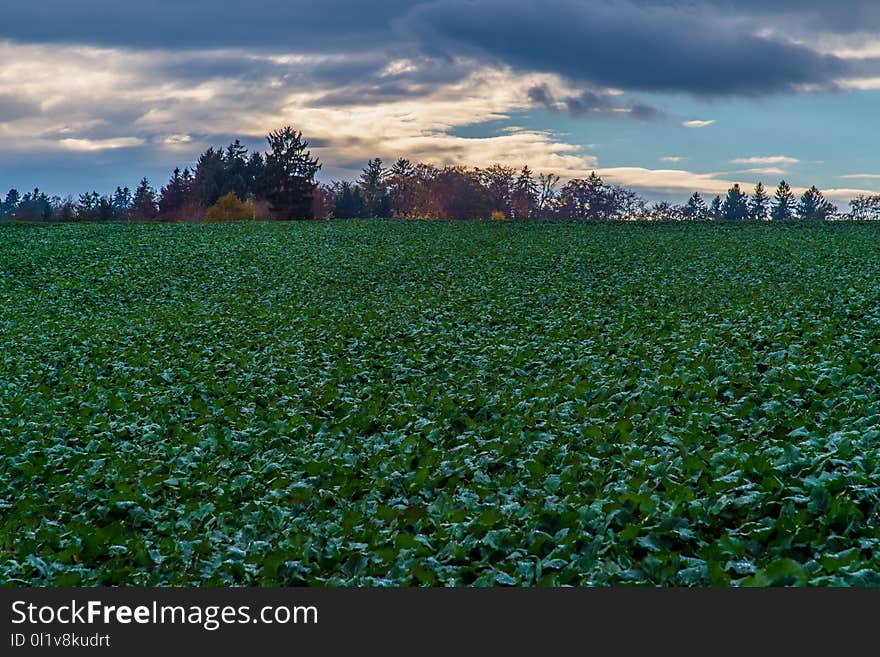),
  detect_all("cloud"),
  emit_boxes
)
[730,155,799,165]
[596,167,737,195]
[3,4,880,199]
[735,167,787,176]
[58,137,145,151]
[400,0,848,96]
[840,173,880,179]
[661,156,684,163]
[527,83,665,121]
[0,1,861,98]
[0,40,598,189]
